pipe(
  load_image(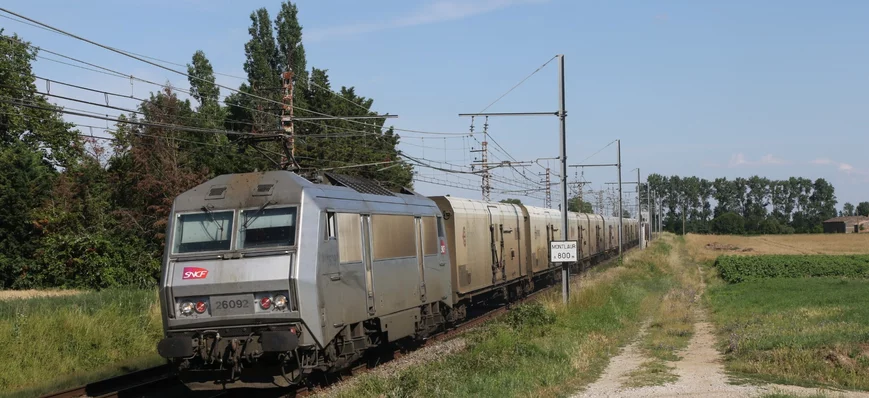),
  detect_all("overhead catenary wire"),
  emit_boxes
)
[0,14,375,115]
[0,10,469,137]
